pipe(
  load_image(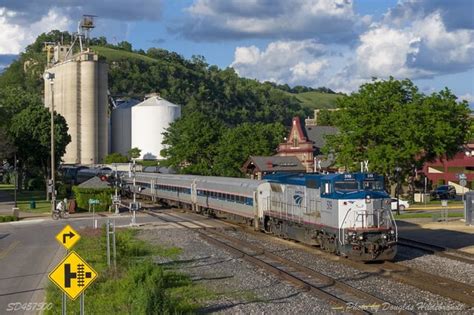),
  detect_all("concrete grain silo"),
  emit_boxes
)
[44,49,108,165]
[131,94,181,160]
[111,99,140,156]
